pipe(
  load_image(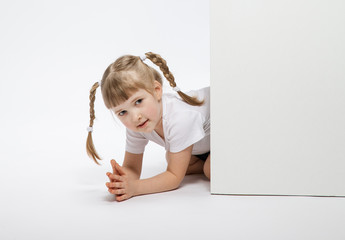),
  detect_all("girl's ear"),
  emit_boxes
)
[153,80,163,101]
